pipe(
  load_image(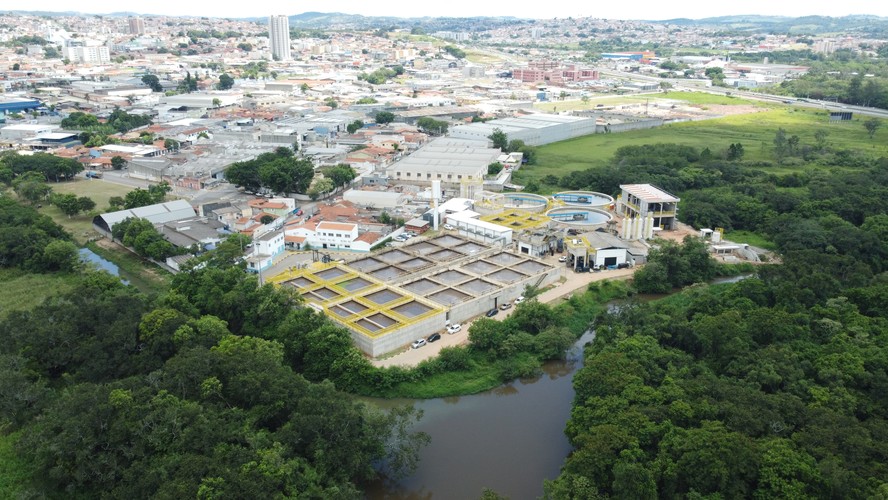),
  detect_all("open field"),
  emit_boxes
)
[0,269,76,319]
[534,91,761,113]
[465,49,510,65]
[37,179,132,244]
[513,107,888,190]
[50,178,131,211]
